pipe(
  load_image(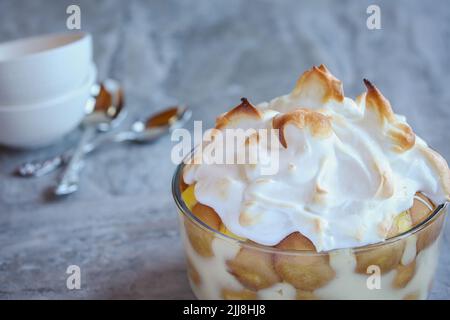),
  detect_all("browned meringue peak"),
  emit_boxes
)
[363,79,395,122]
[363,79,416,153]
[215,97,263,129]
[291,64,344,107]
[272,109,333,148]
[184,98,264,183]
